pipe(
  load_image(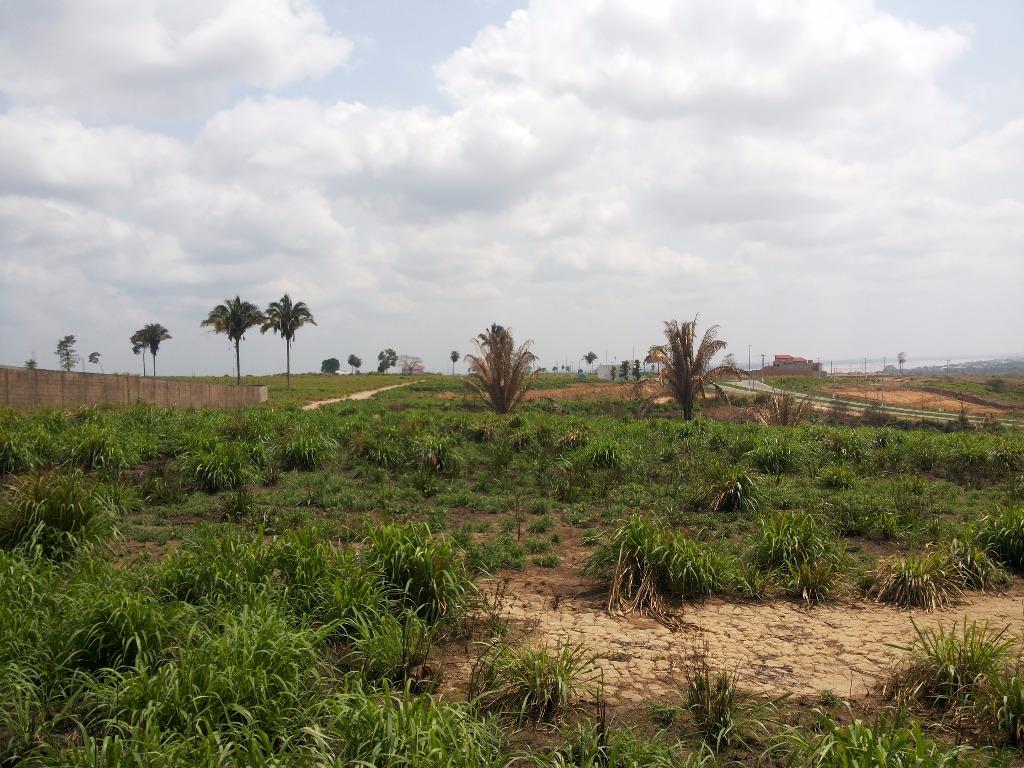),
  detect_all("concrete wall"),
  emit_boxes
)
[0,366,267,410]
